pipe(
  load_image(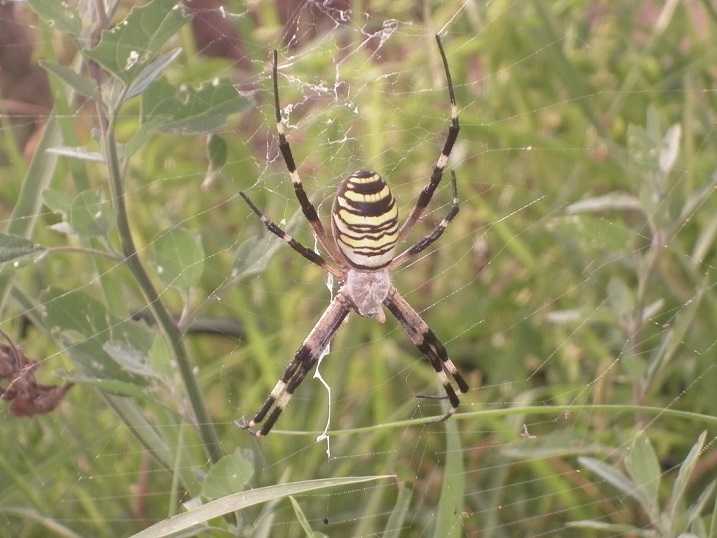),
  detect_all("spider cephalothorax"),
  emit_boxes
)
[238,35,467,436]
